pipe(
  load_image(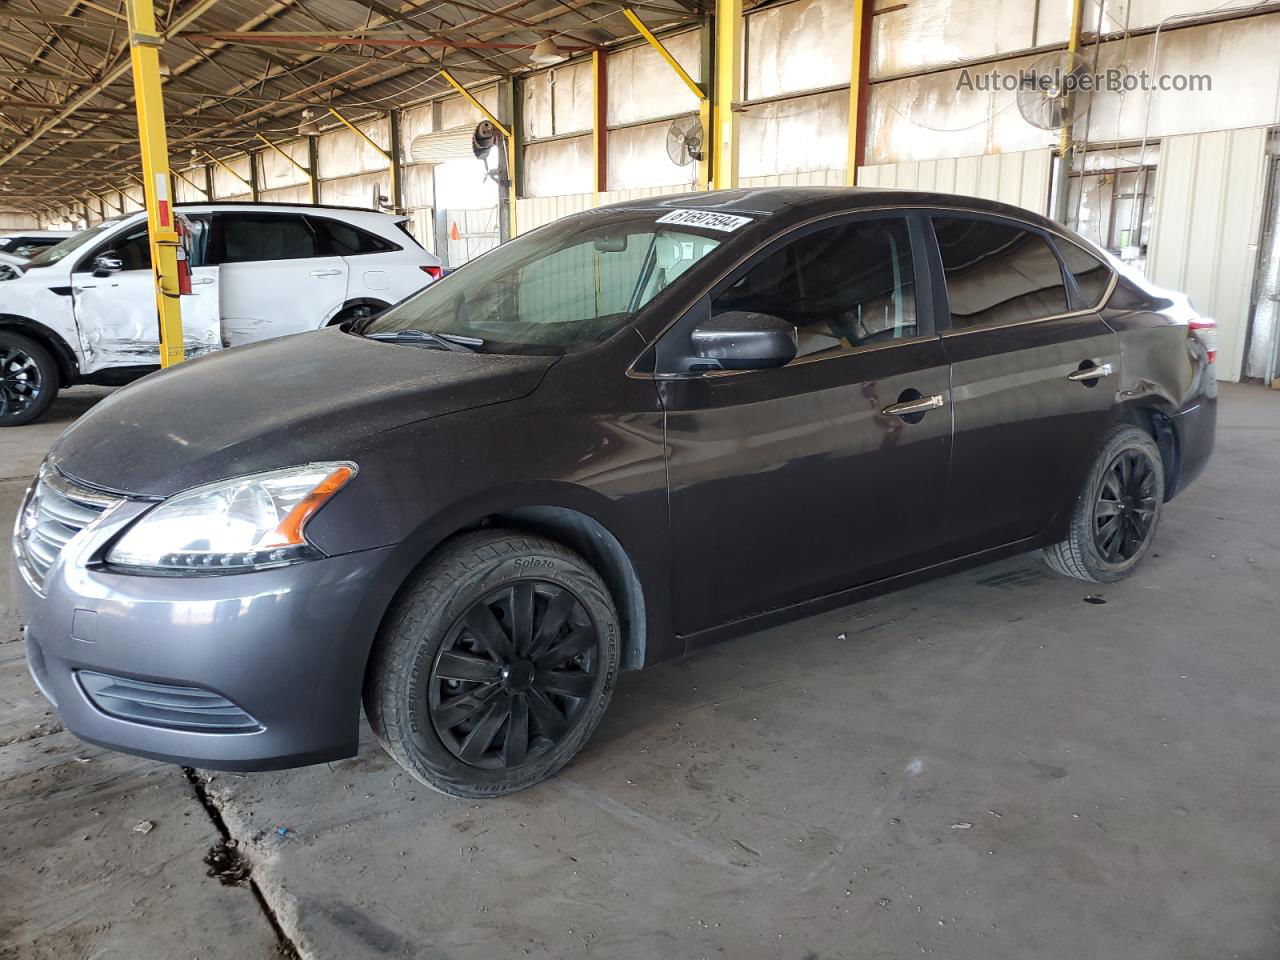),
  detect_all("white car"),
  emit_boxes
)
[0,229,74,260]
[0,203,441,425]
[0,250,27,280]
